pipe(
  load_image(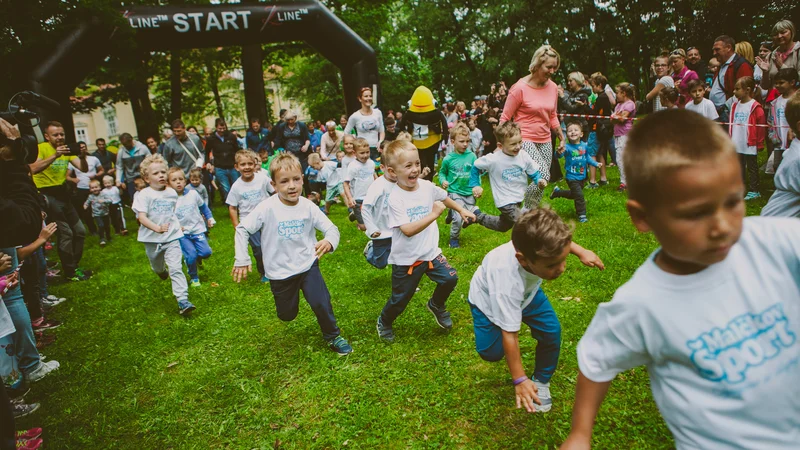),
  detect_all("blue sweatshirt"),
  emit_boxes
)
[560,142,599,181]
